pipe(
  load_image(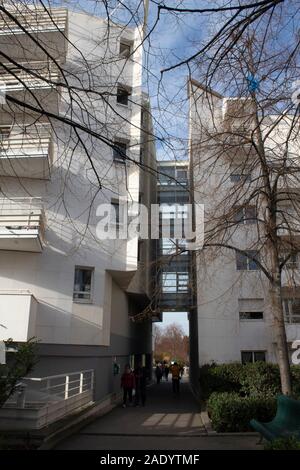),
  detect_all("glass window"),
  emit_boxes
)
[239,311,264,320]
[283,299,300,323]
[73,267,93,302]
[113,141,127,163]
[236,250,260,271]
[161,271,189,293]
[117,86,130,106]
[0,126,11,141]
[119,41,132,58]
[254,351,266,362]
[230,172,251,183]
[241,351,253,364]
[235,206,257,224]
[241,351,266,364]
